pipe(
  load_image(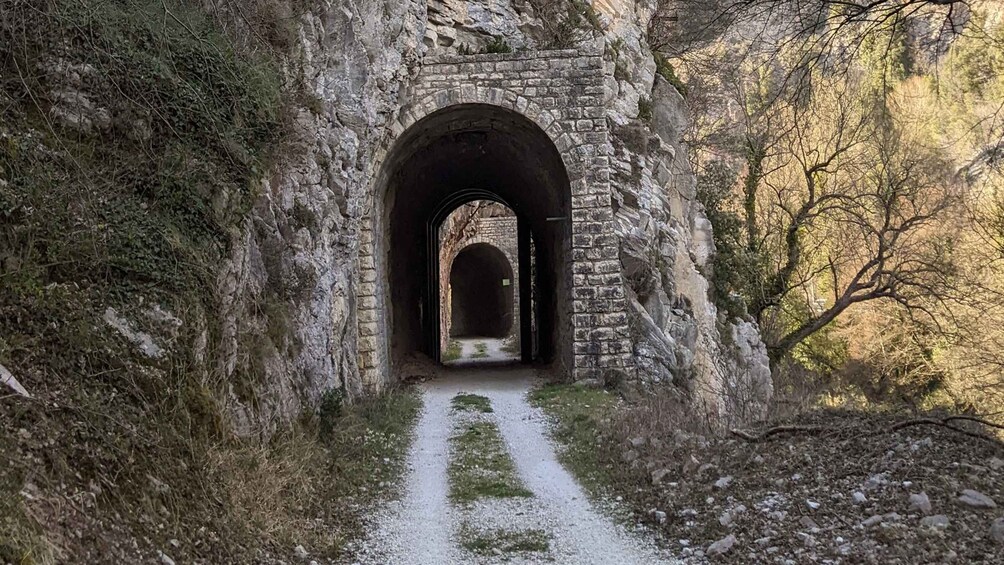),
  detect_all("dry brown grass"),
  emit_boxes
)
[205,434,338,551]
[0,387,420,564]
